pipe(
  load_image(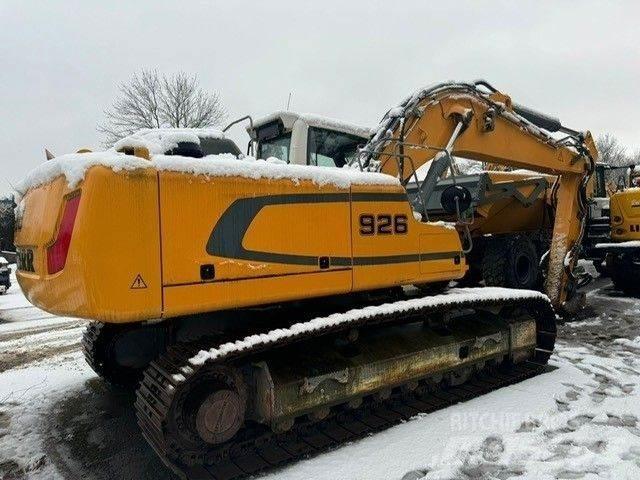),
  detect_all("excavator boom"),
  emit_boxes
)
[358,81,597,308]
